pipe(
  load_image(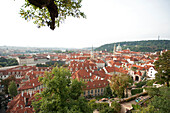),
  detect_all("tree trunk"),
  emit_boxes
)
[167,80,169,87]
